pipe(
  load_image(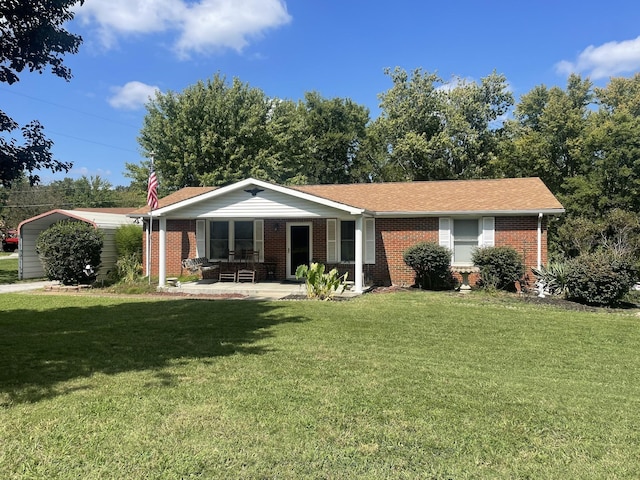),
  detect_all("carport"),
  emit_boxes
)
[18,208,138,281]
